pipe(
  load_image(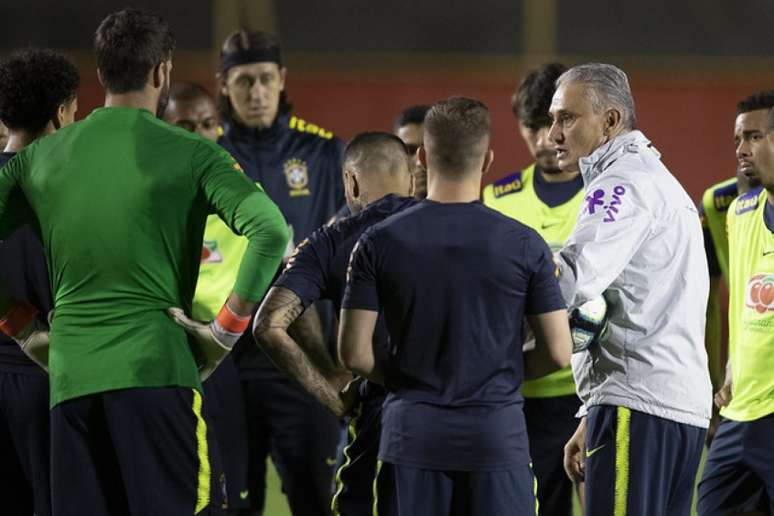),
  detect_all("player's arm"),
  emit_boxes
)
[714,359,733,408]
[522,232,573,378]
[255,286,352,416]
[339,232,385,384]
[338,308,380,382]
[169,142,289,380]
[556,176,652,309]
[0,153,49,369]
[525,310,572,379]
